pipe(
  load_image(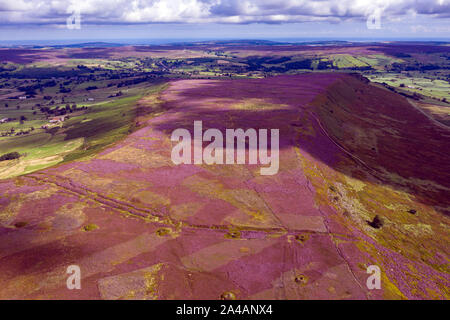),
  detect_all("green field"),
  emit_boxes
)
[368,73,450,101]
[0,81,166,179]
[325,54,402,69]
